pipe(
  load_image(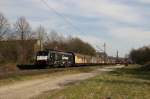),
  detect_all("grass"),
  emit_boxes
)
[0,66,100,86]
[0,63,18,71]
[37,65,150,99]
